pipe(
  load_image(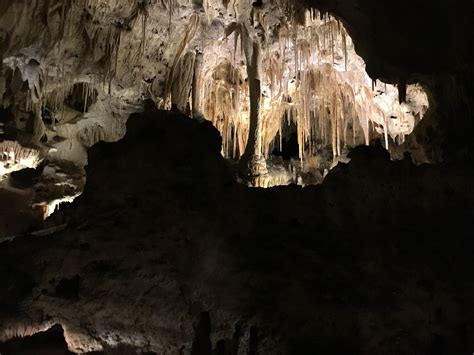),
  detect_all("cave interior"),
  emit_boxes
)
[1,0,474,354]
